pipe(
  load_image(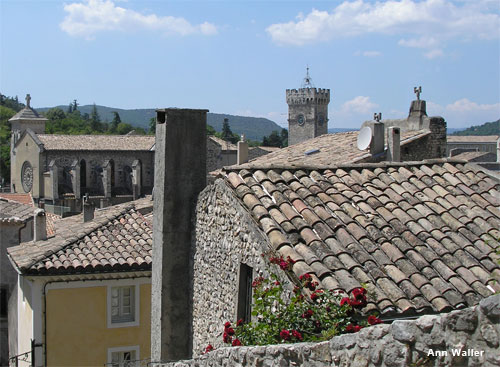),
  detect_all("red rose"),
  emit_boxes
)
[226,327,235,336]
[280,329,291,340]
[237,319,244,326]
[232,338,242,346]
[301,309,314,319]
[204,344,214,354]
[291,330,303,341]
[224,321,231,329]
[368,315,382,325]
[345,324,360,333]
[223,332,232,344]
[340,297,350,306]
